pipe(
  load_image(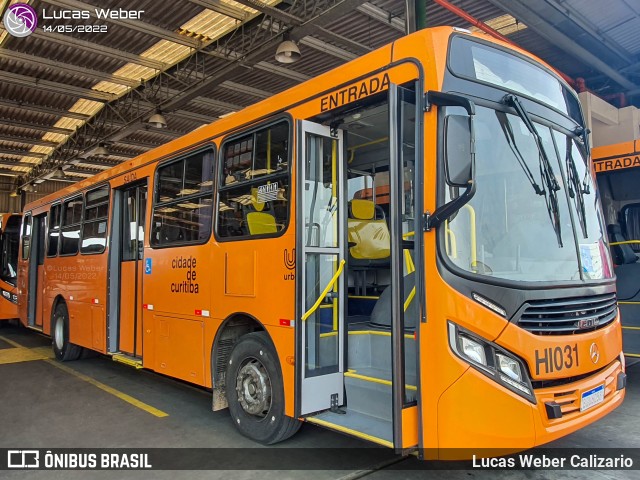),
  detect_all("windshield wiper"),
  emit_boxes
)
[503,94,563,247]
[495,111,544,195]
[565,135,589,237]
